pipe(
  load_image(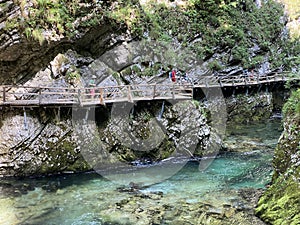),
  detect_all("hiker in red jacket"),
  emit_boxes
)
[171,69,176,82]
